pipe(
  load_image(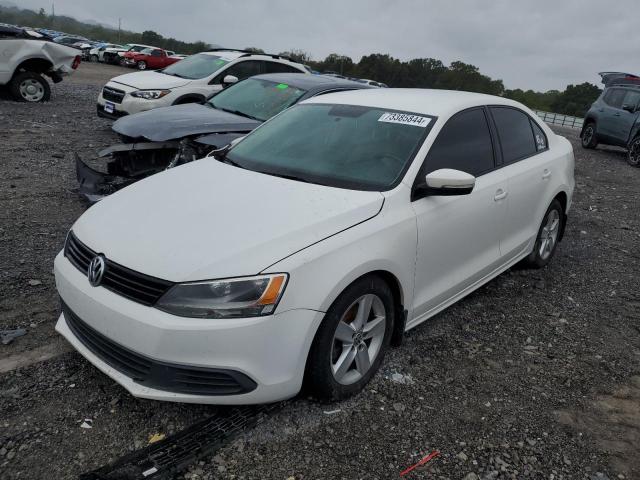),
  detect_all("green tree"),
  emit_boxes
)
[551,82,601,117]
